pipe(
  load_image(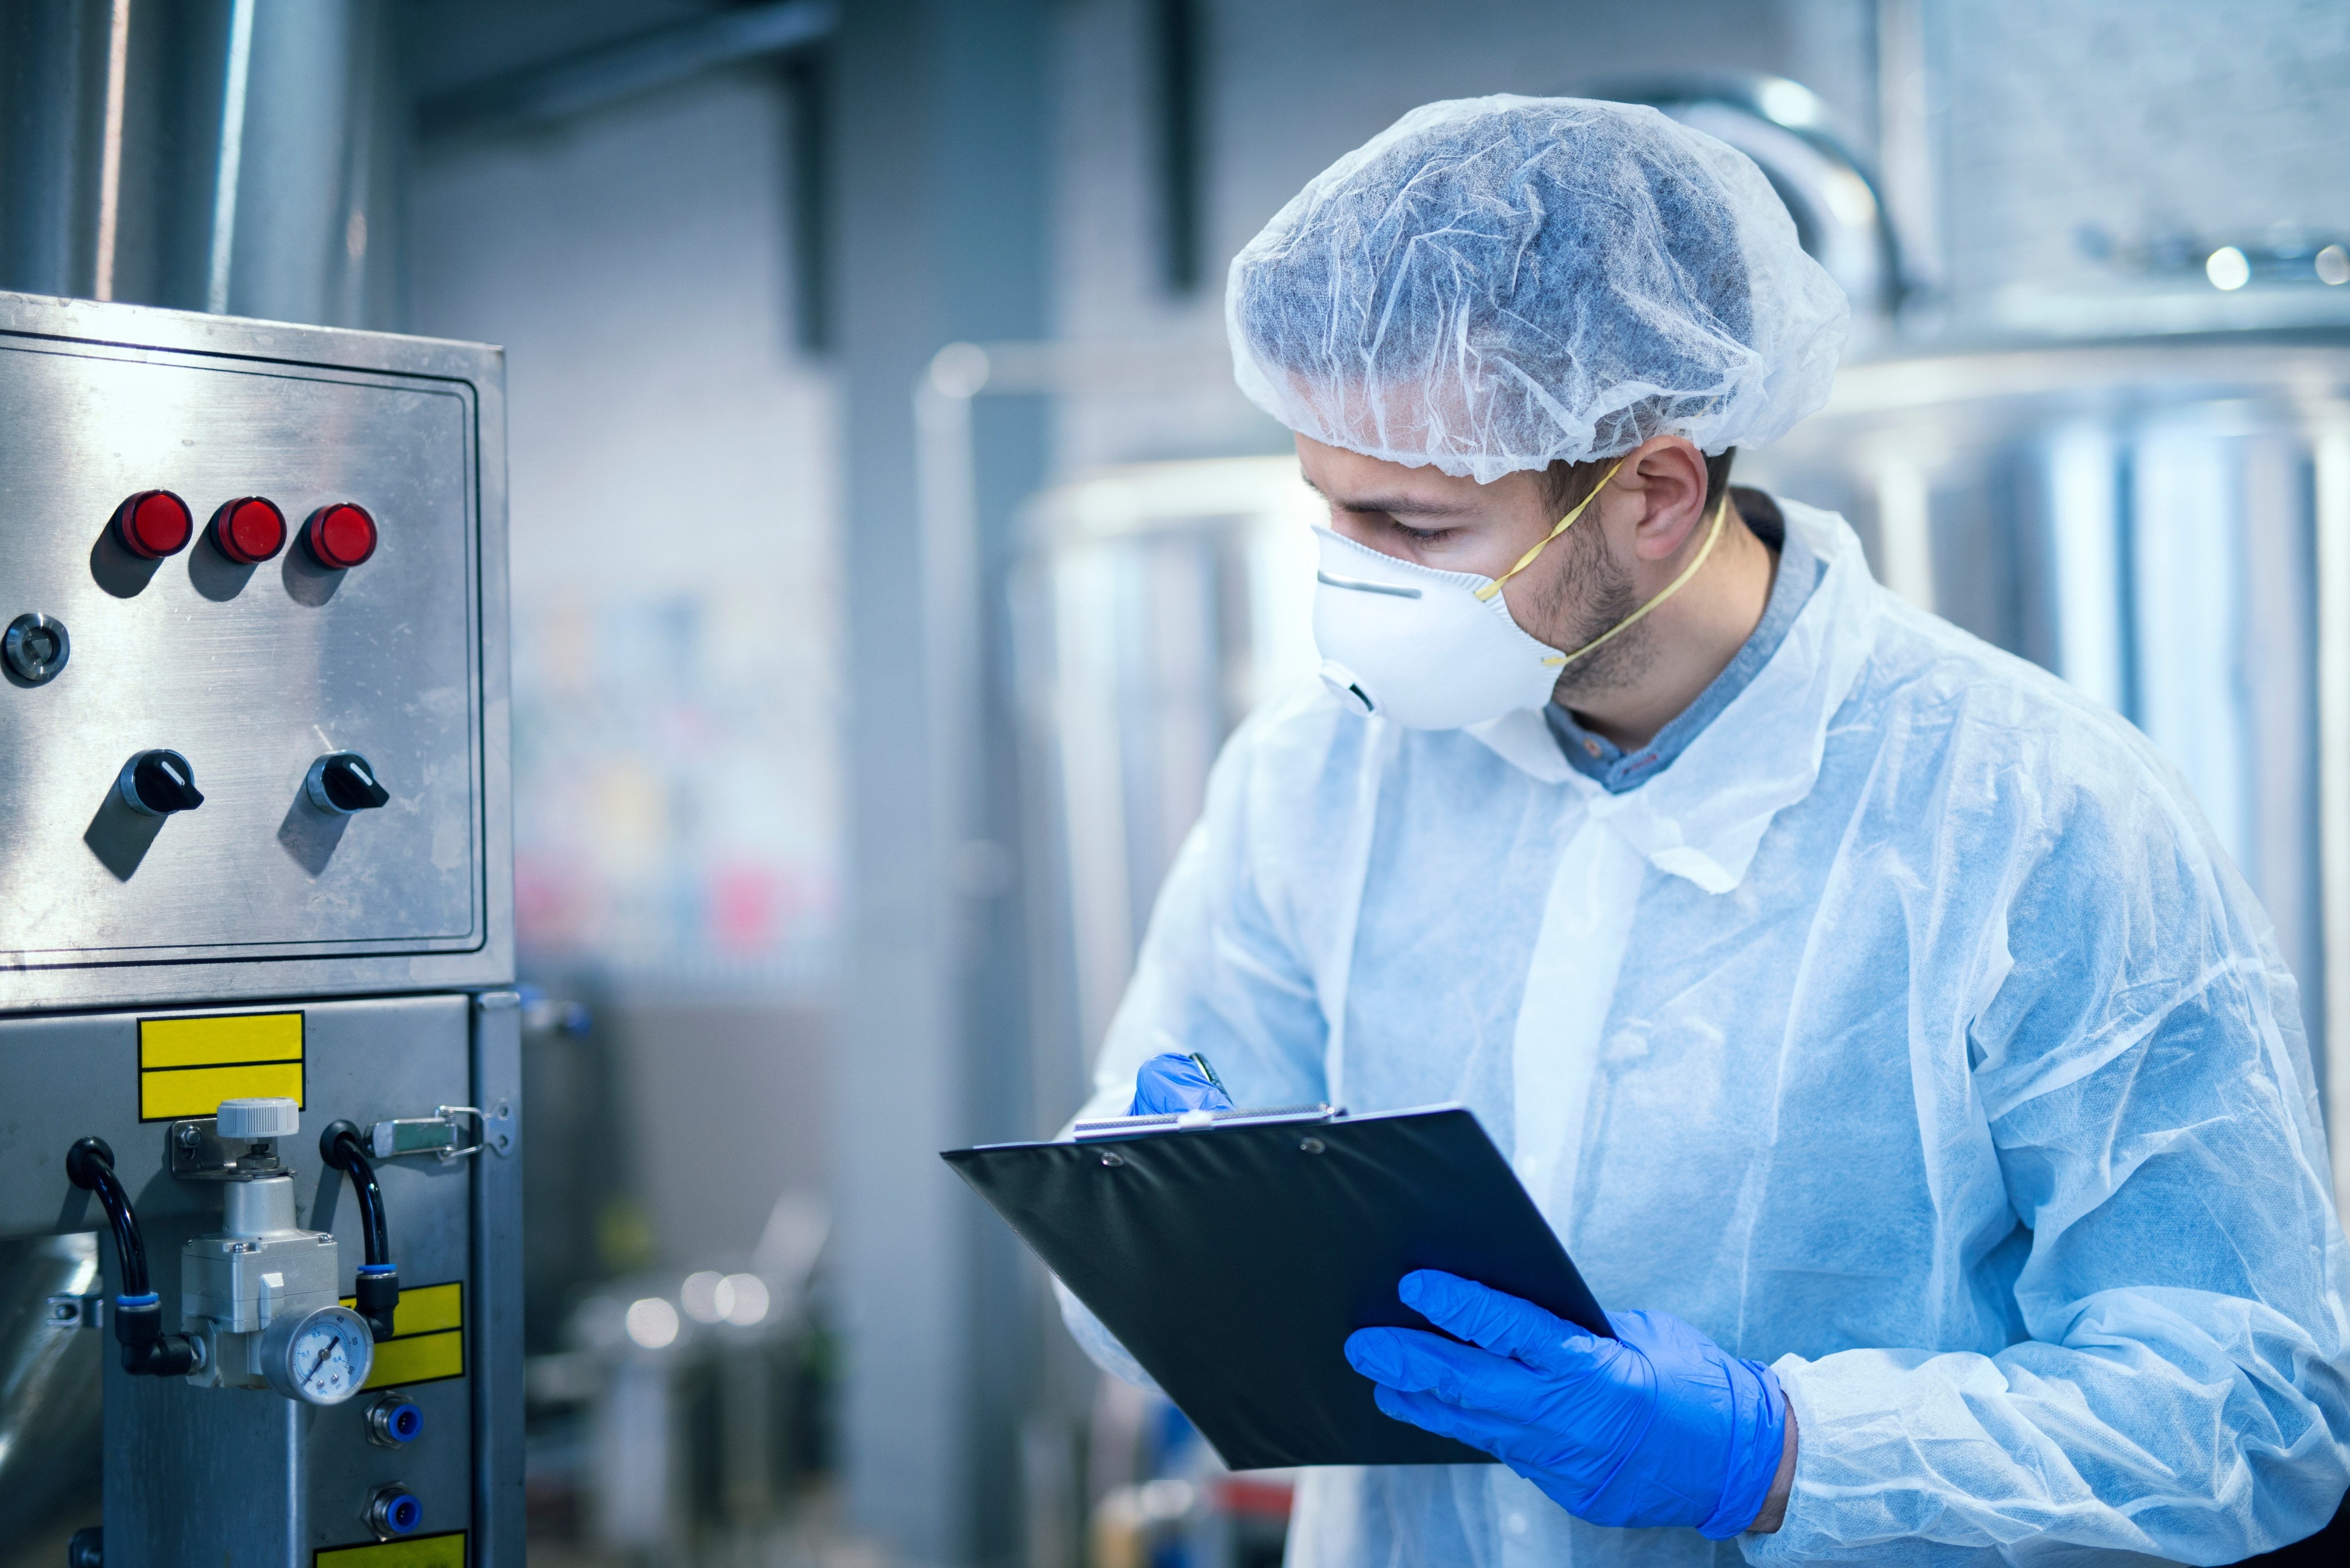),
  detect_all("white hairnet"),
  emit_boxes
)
[1227,95,1851,483]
